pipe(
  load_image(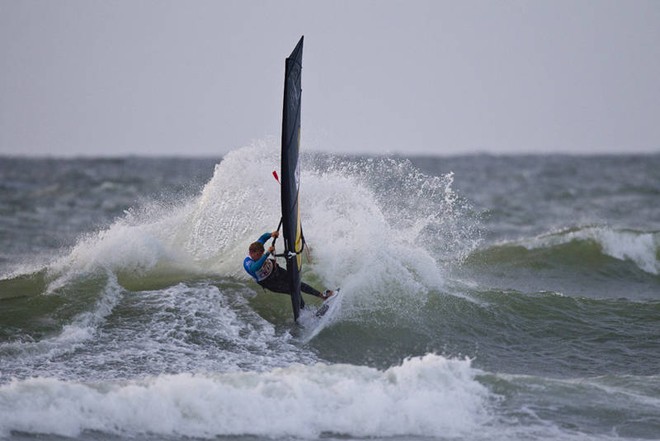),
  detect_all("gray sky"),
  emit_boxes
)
[1,0,659,157]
